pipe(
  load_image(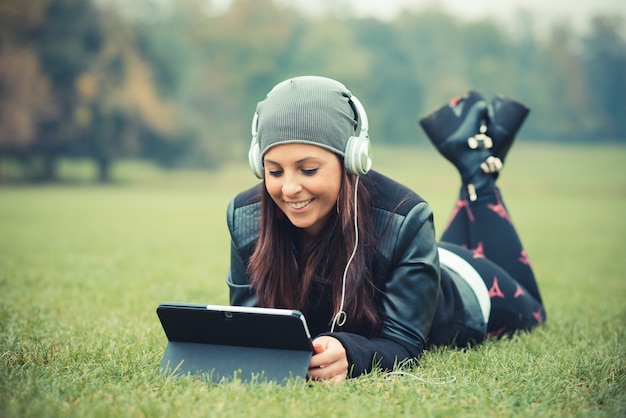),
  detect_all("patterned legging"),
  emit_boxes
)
[439,186,546,338]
